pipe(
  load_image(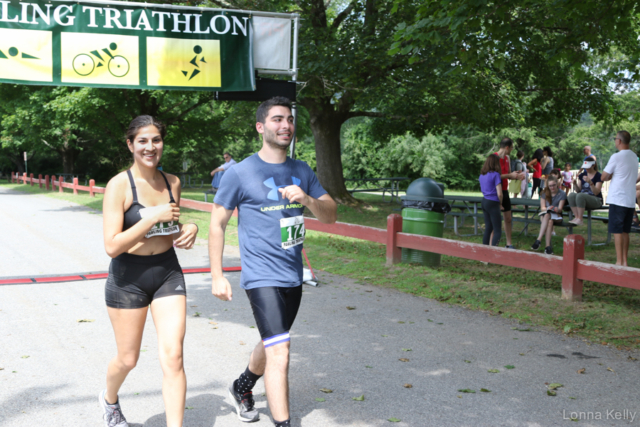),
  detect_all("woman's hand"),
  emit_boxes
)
[143,203,180,223]
[174,223,198,249]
